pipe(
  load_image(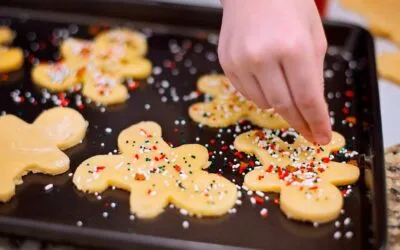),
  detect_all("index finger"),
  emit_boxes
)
[282,37,332,145]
